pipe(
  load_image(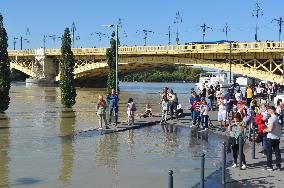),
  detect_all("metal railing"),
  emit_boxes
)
[8,41,284,57]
